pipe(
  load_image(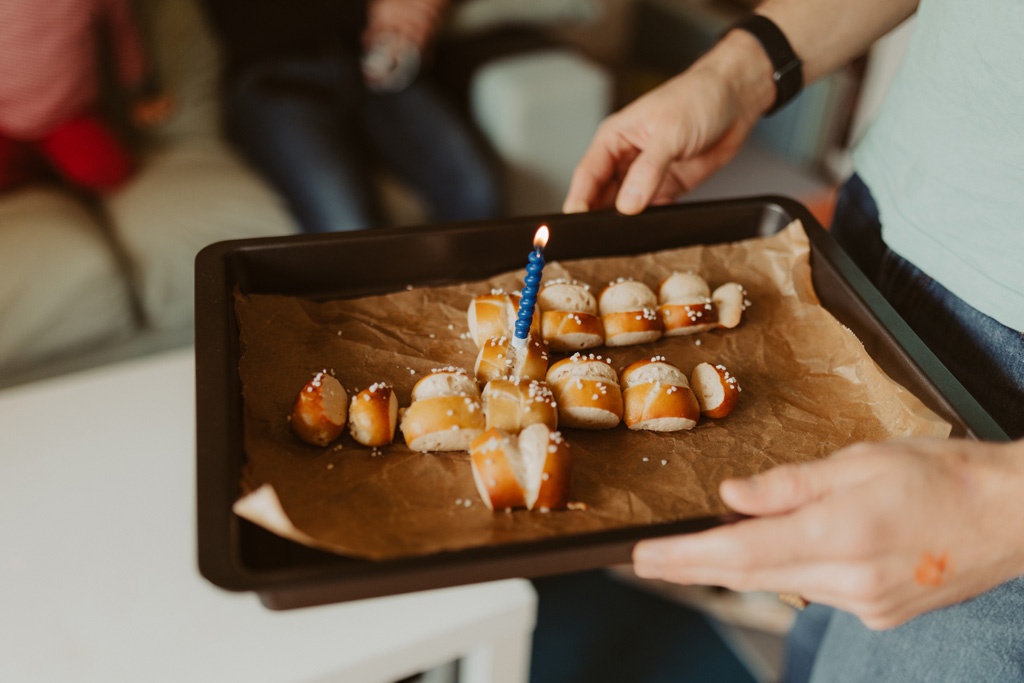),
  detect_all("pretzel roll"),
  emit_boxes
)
[539,279,604,351]
[620,358,700,432]
[599,279,659,313]
[470,429,527,511]
[658,297,718,336]
[712,282,748,329]
[601,308,663,346]
[620,357,688,389]
[541,310,605,352]
[658,271,711,304]
[410,366,478,403]
[482,379,558,433]
[546,354,623,429]
[400,394,485,452]
[538,279,598,313]
[599,280,663,346]
[348,382,399,447]
[470,425,572,511]
[545,353,619,387]
[291,371,348,446]
[474,335,549,384]
[467,292,540,347]
[690,362,741,418]
[517,423,572,511]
